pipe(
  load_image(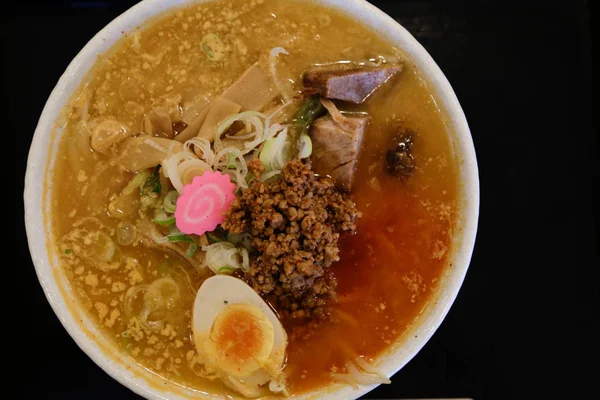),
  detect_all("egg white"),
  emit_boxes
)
[192,275,288,398]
